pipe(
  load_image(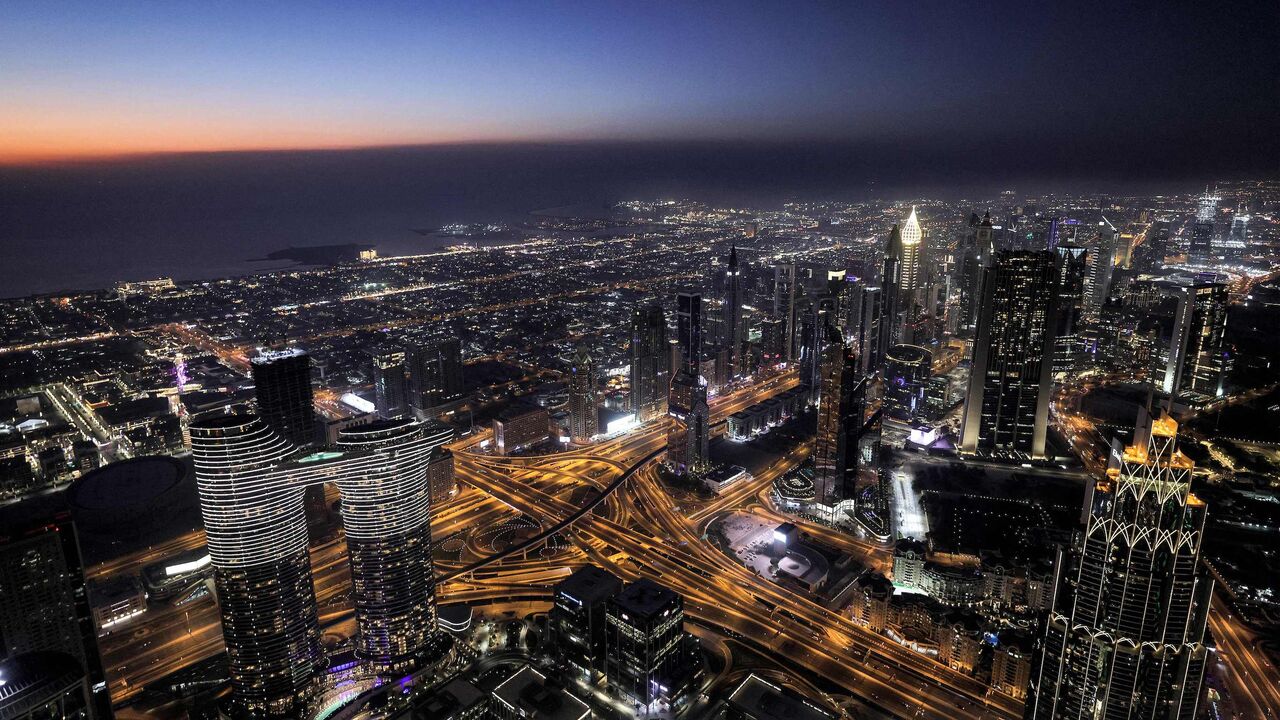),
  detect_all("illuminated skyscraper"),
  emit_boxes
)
[960,251,1059,459]
[898,206,923,297]
[568,348,597,442]
[1084,219,1117,317]
[190,415,320,717]
[407,337,464,417]
[630,303,668,423]
[1028,408,1211,719]
[251,348,316,446]
[1163,278,1229,399]
[723,244,745,377]
[605,579,698,710]
[1188,188,1218,264]
[192,414,447,716]
[812,324,868,513]
[372,346,408,419]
